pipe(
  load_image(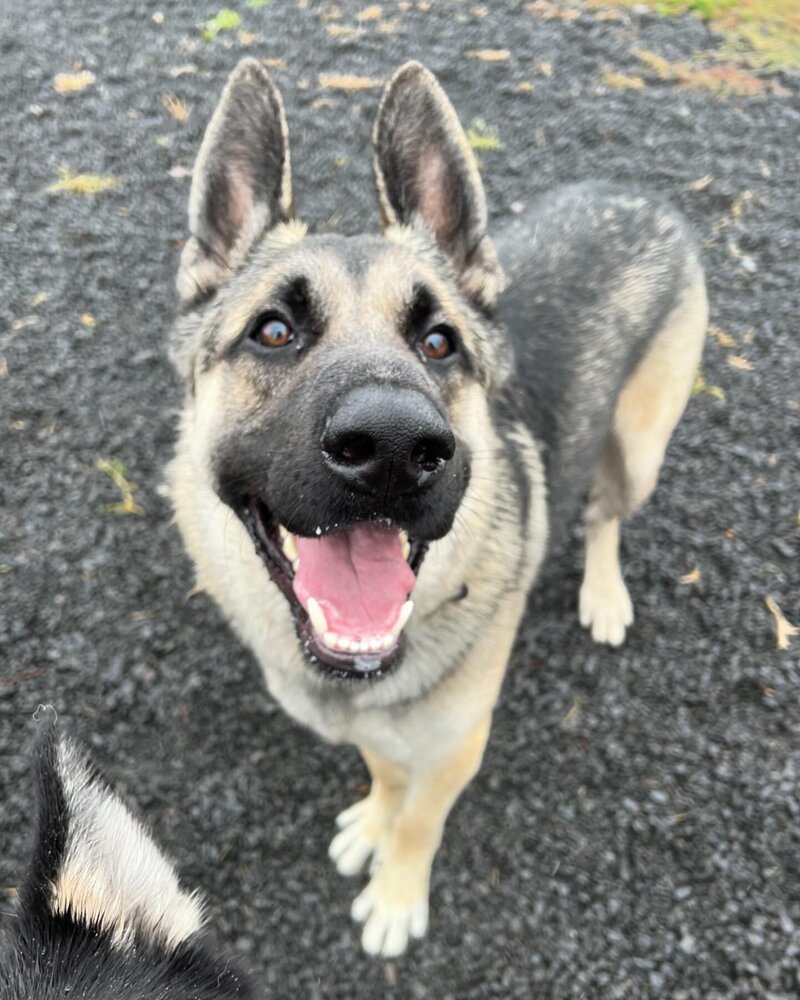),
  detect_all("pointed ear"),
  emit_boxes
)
[373,61,505,308]
[24,724,204,949]
[178,57,293,304]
